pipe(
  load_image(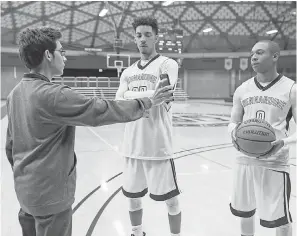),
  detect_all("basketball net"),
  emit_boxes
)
[116,65,122,78]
